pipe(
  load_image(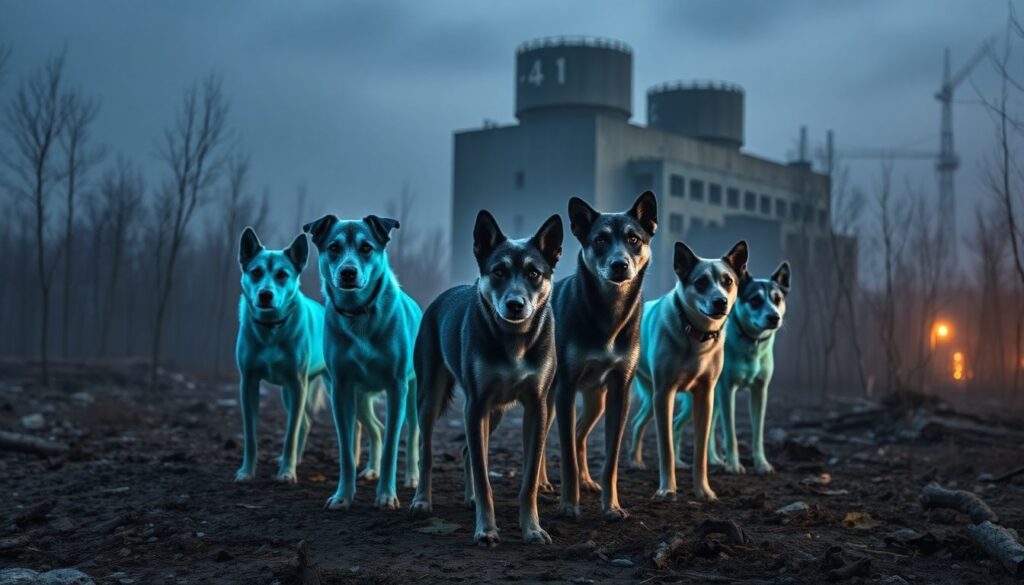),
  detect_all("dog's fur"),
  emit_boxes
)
[546,192,657,521]
[630,240,748,502]
[410,211,563,547]
[304,214,422,511]
[675,262,791,474]
[234,228,340,483]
